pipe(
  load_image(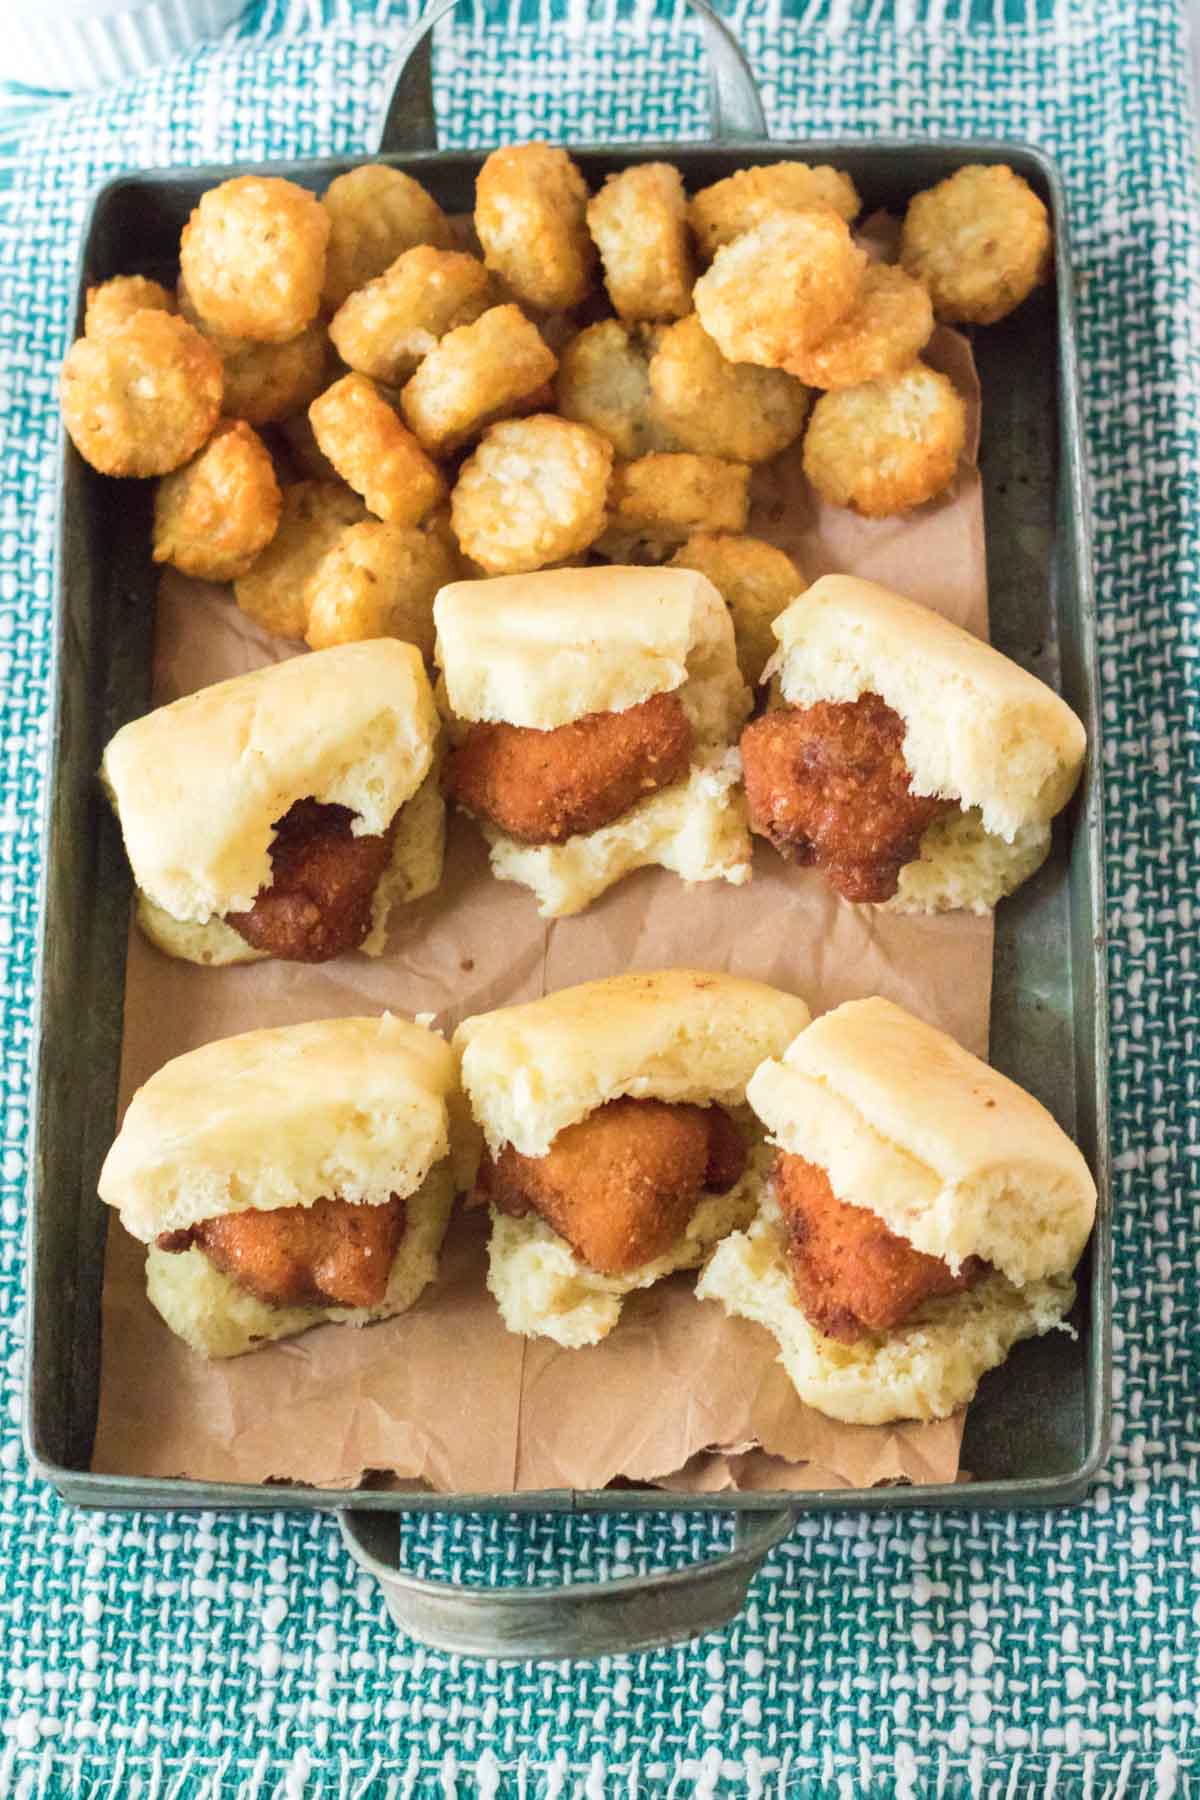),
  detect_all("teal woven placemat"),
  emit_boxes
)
[1,1,1198,1793]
